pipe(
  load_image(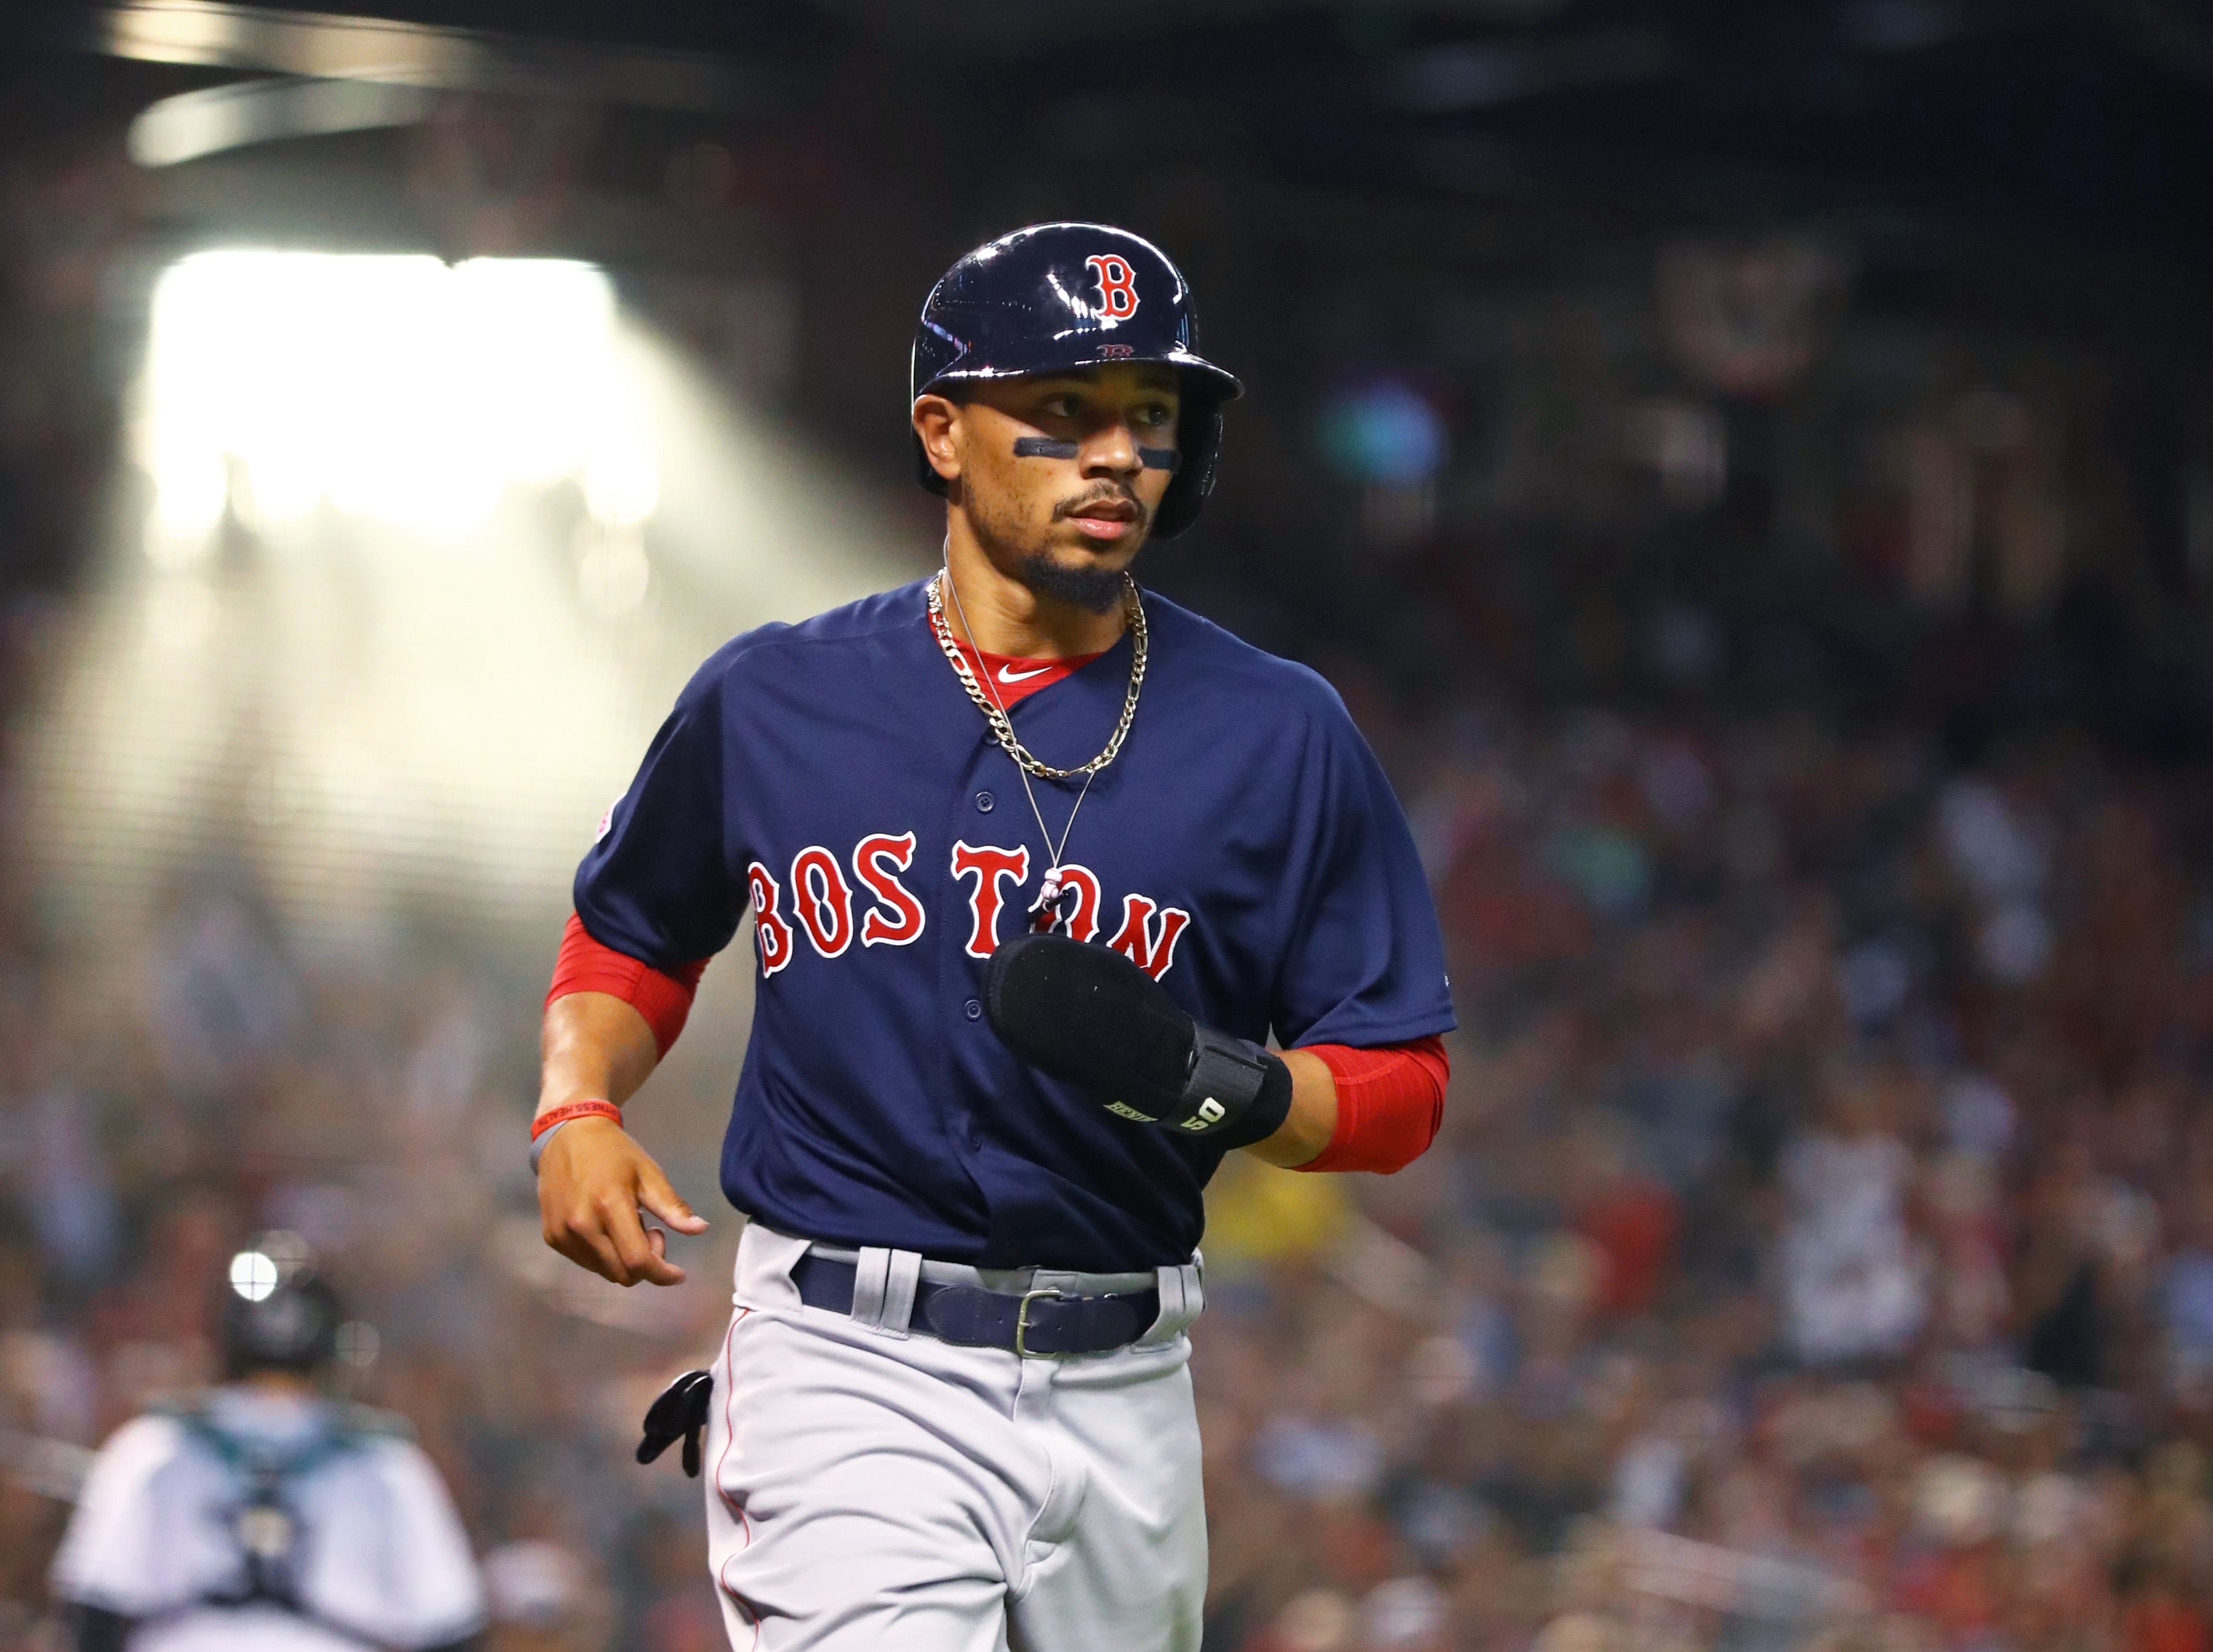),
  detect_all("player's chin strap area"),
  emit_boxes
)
[984,933,1294,1147]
